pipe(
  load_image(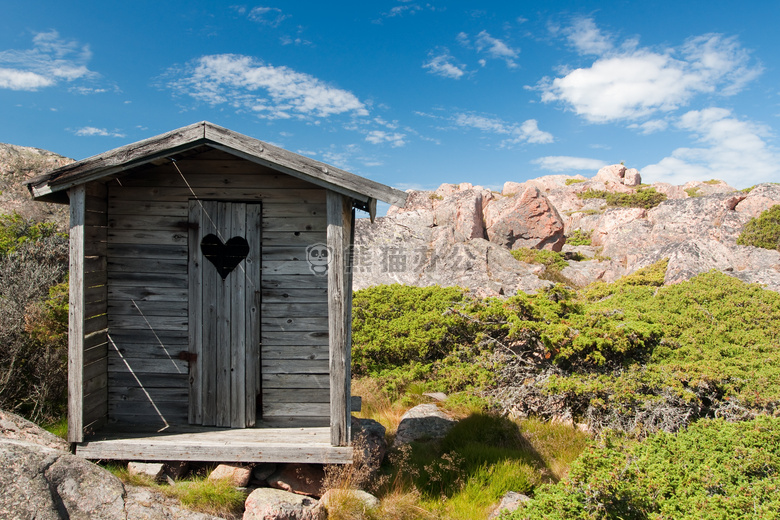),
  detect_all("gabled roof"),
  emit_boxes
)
[25,121,407,214]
